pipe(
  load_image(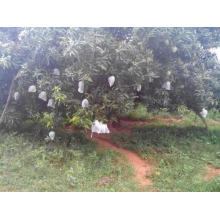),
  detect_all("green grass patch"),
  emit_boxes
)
[112,122,220,192]
[122,104,152,120]
[0,132,137,192]
[207,108,220,121]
